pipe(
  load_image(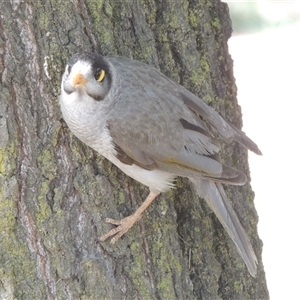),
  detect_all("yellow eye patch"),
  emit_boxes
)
[95,69,105,82]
